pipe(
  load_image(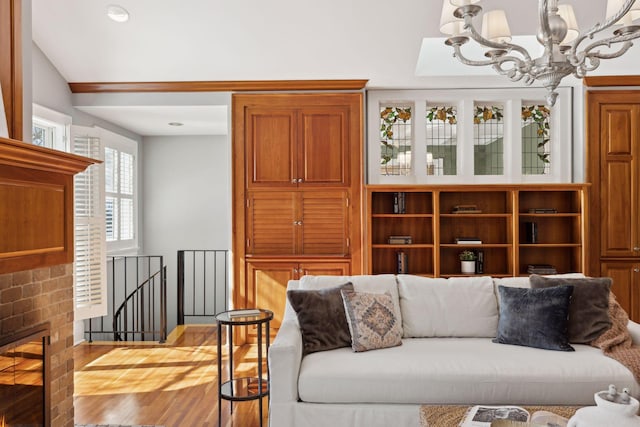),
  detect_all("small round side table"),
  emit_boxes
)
[216,309,273,427]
